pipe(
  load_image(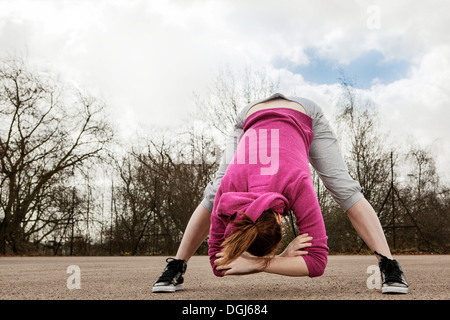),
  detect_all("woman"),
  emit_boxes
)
[209,102,328,277]
[152,93,408,294]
